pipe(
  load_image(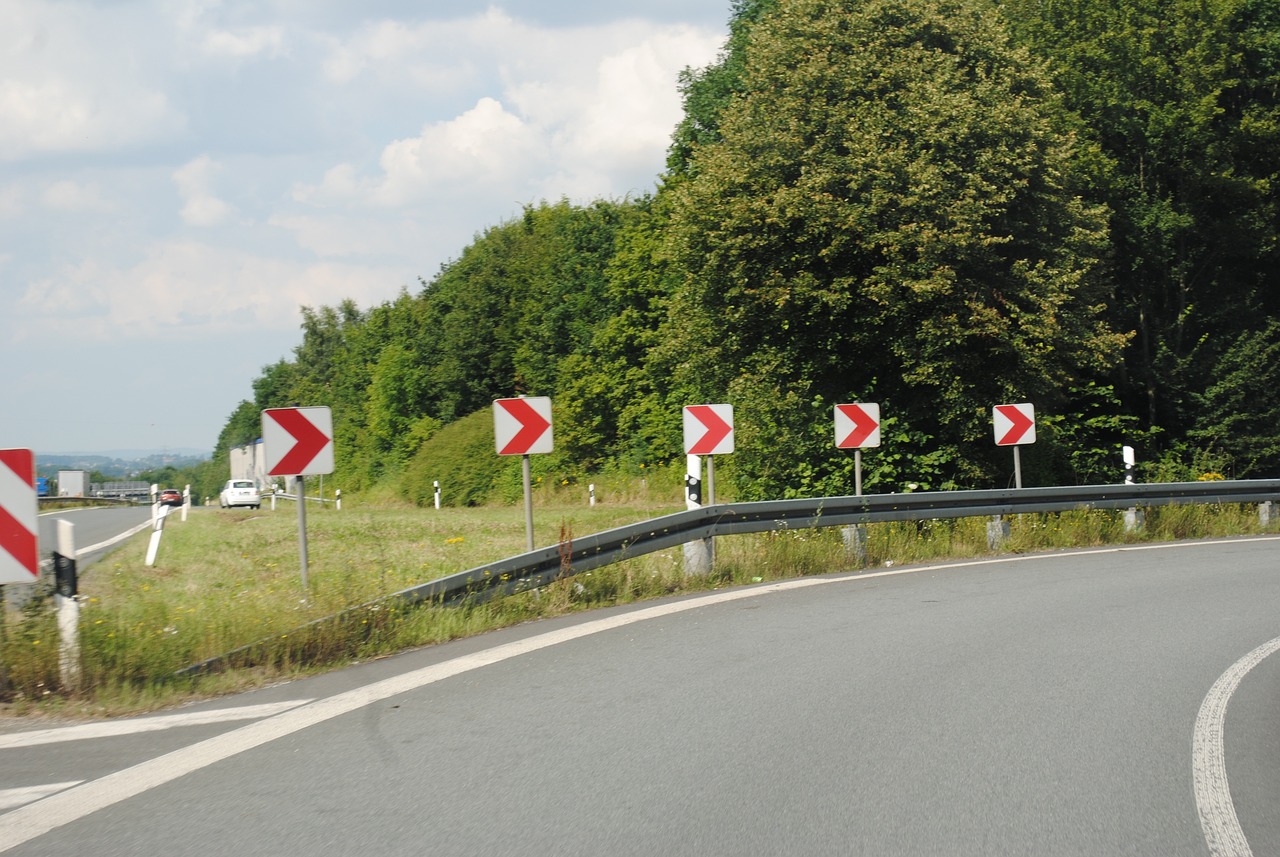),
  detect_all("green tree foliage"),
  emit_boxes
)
[1191,321,1280,475]
[656,0,1125,496]
[1002,0,1280,447]
[212,0,1280,498]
